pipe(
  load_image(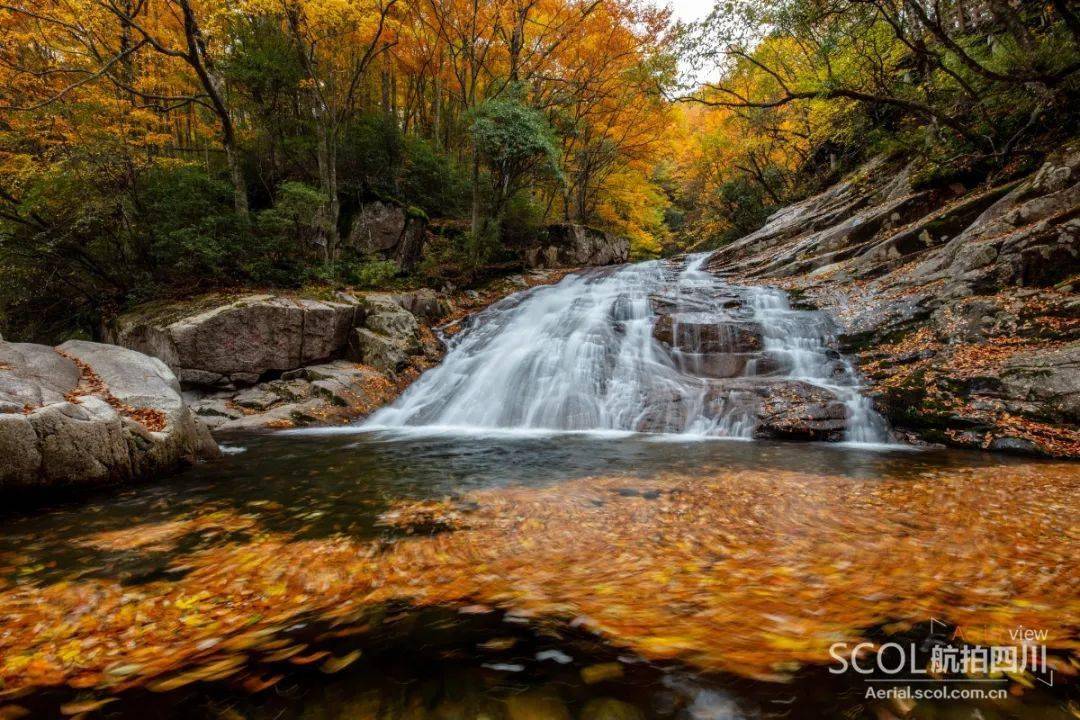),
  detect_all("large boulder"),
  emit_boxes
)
[0,340,217,493]
[631,377,852,439]
[348,200,428,270]
[109,294,360,387]
[391,288,452,322]
[109,288,451,432]
[109,290,451,391]
[0,341,81,411]
[525,224,629,268]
